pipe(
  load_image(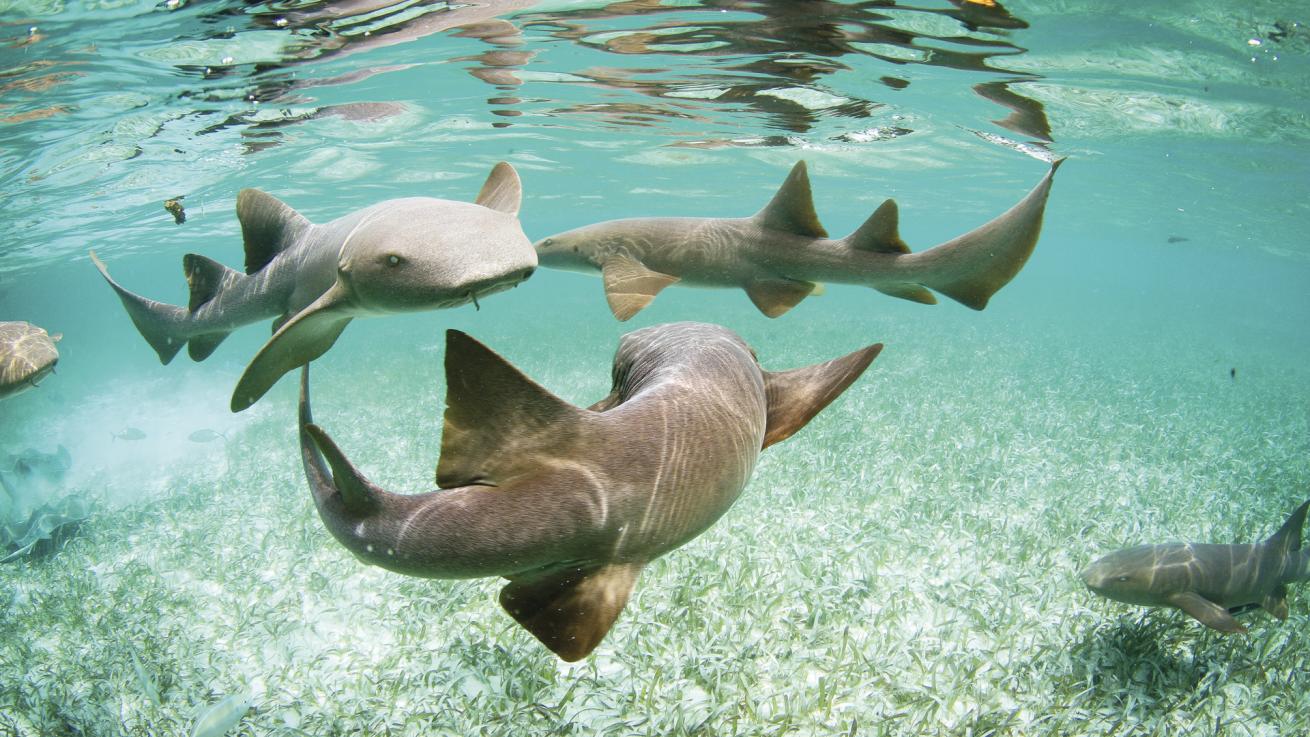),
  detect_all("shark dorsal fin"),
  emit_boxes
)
[474,162,522,216]
[761,343,883,449]
[437,330,592,488]
[752,160,828,238]
[844,199,911,254]
[500,562,643,661]
[1266,499,1309,554]
[236,189,311,275]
